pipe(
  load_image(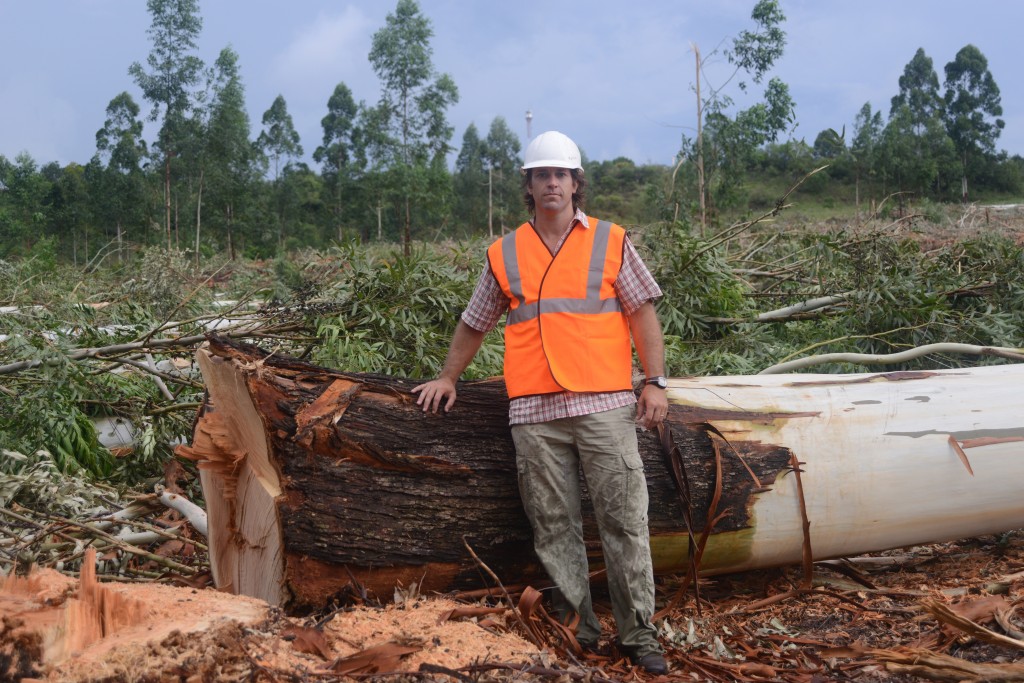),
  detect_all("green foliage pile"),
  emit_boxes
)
[0,250,256,492]
[1,219,1022,506]
[767,230,1024,357]
[313,241,504,379]
[634,220,1024,376]
[304,218,1024,382]
[0,449,120,518]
